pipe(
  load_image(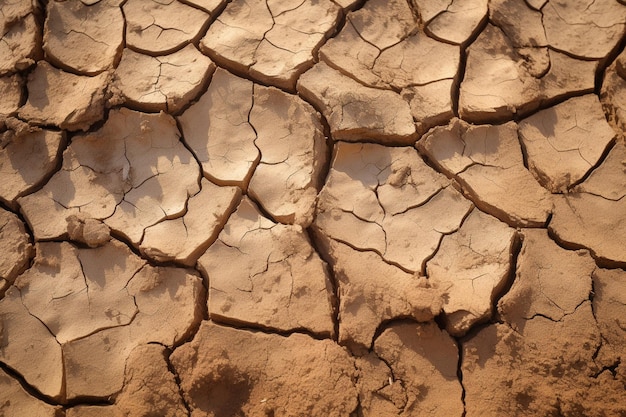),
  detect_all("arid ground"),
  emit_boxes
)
[1,0,626,416]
